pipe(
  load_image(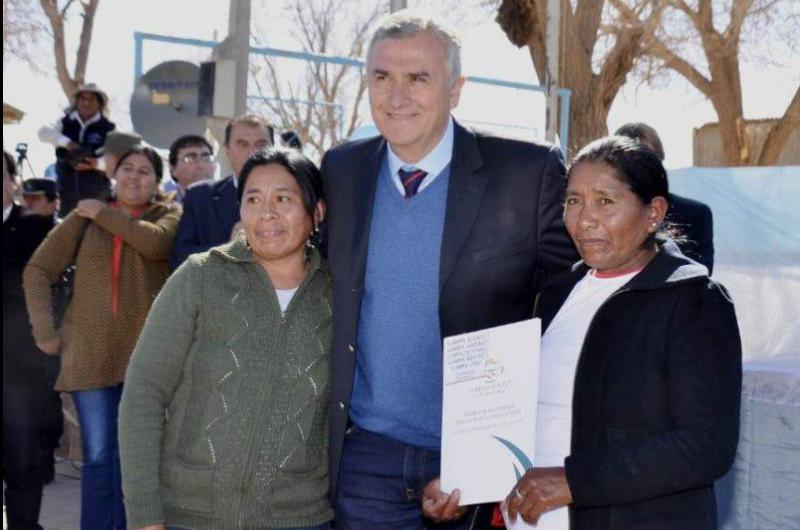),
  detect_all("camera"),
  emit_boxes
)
[15,142,29,161]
